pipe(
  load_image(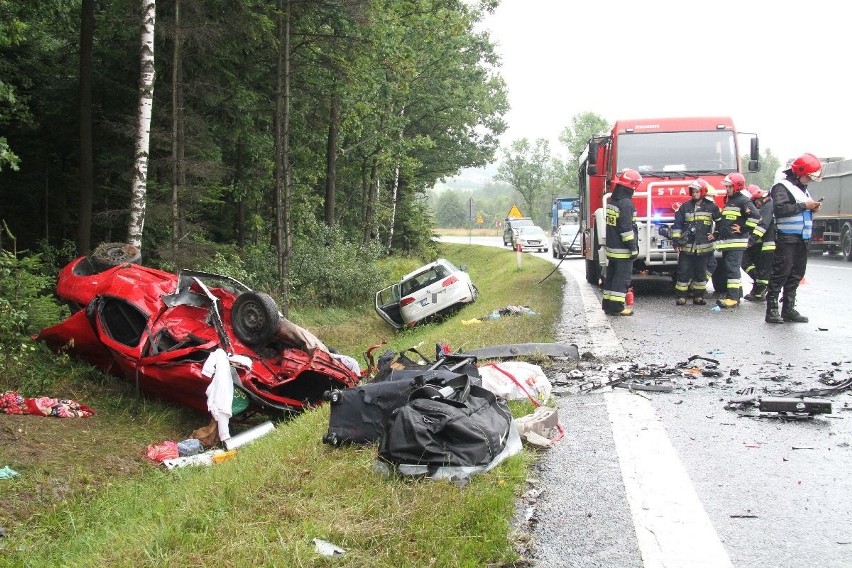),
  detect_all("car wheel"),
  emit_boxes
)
[88,242,141,272]
[231,291,280,347]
